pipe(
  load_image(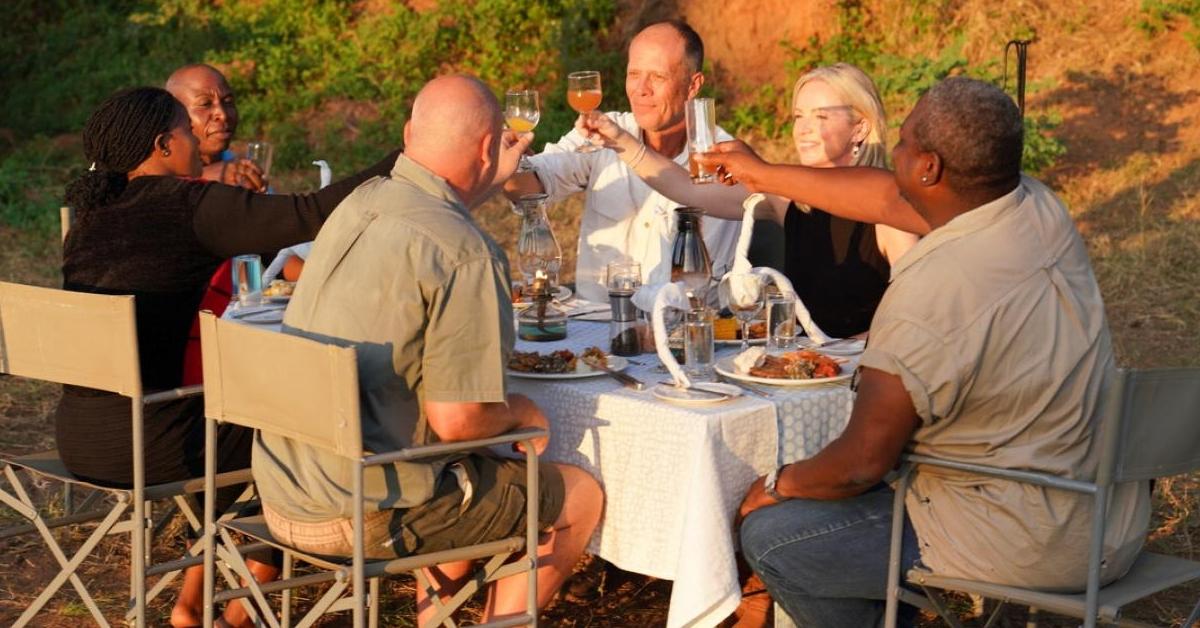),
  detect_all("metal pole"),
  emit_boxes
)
[1004,39,1033,116]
